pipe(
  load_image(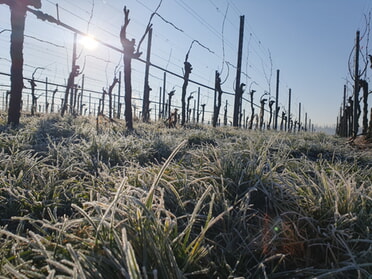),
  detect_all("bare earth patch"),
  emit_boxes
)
[348,135,372,150]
